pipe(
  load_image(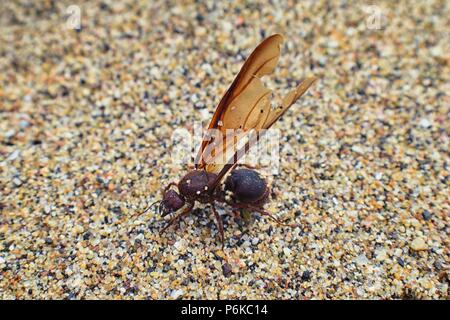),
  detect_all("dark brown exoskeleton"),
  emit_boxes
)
[224,168,299,227]
[145,34,316,247]
[150,168,293,247]
[225,168,269,205]
[155,170,220,236]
